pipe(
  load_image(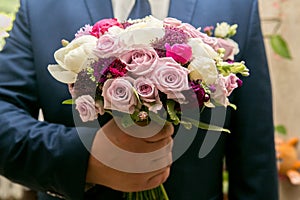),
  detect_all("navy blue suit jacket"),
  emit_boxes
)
[0,0,278,199]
